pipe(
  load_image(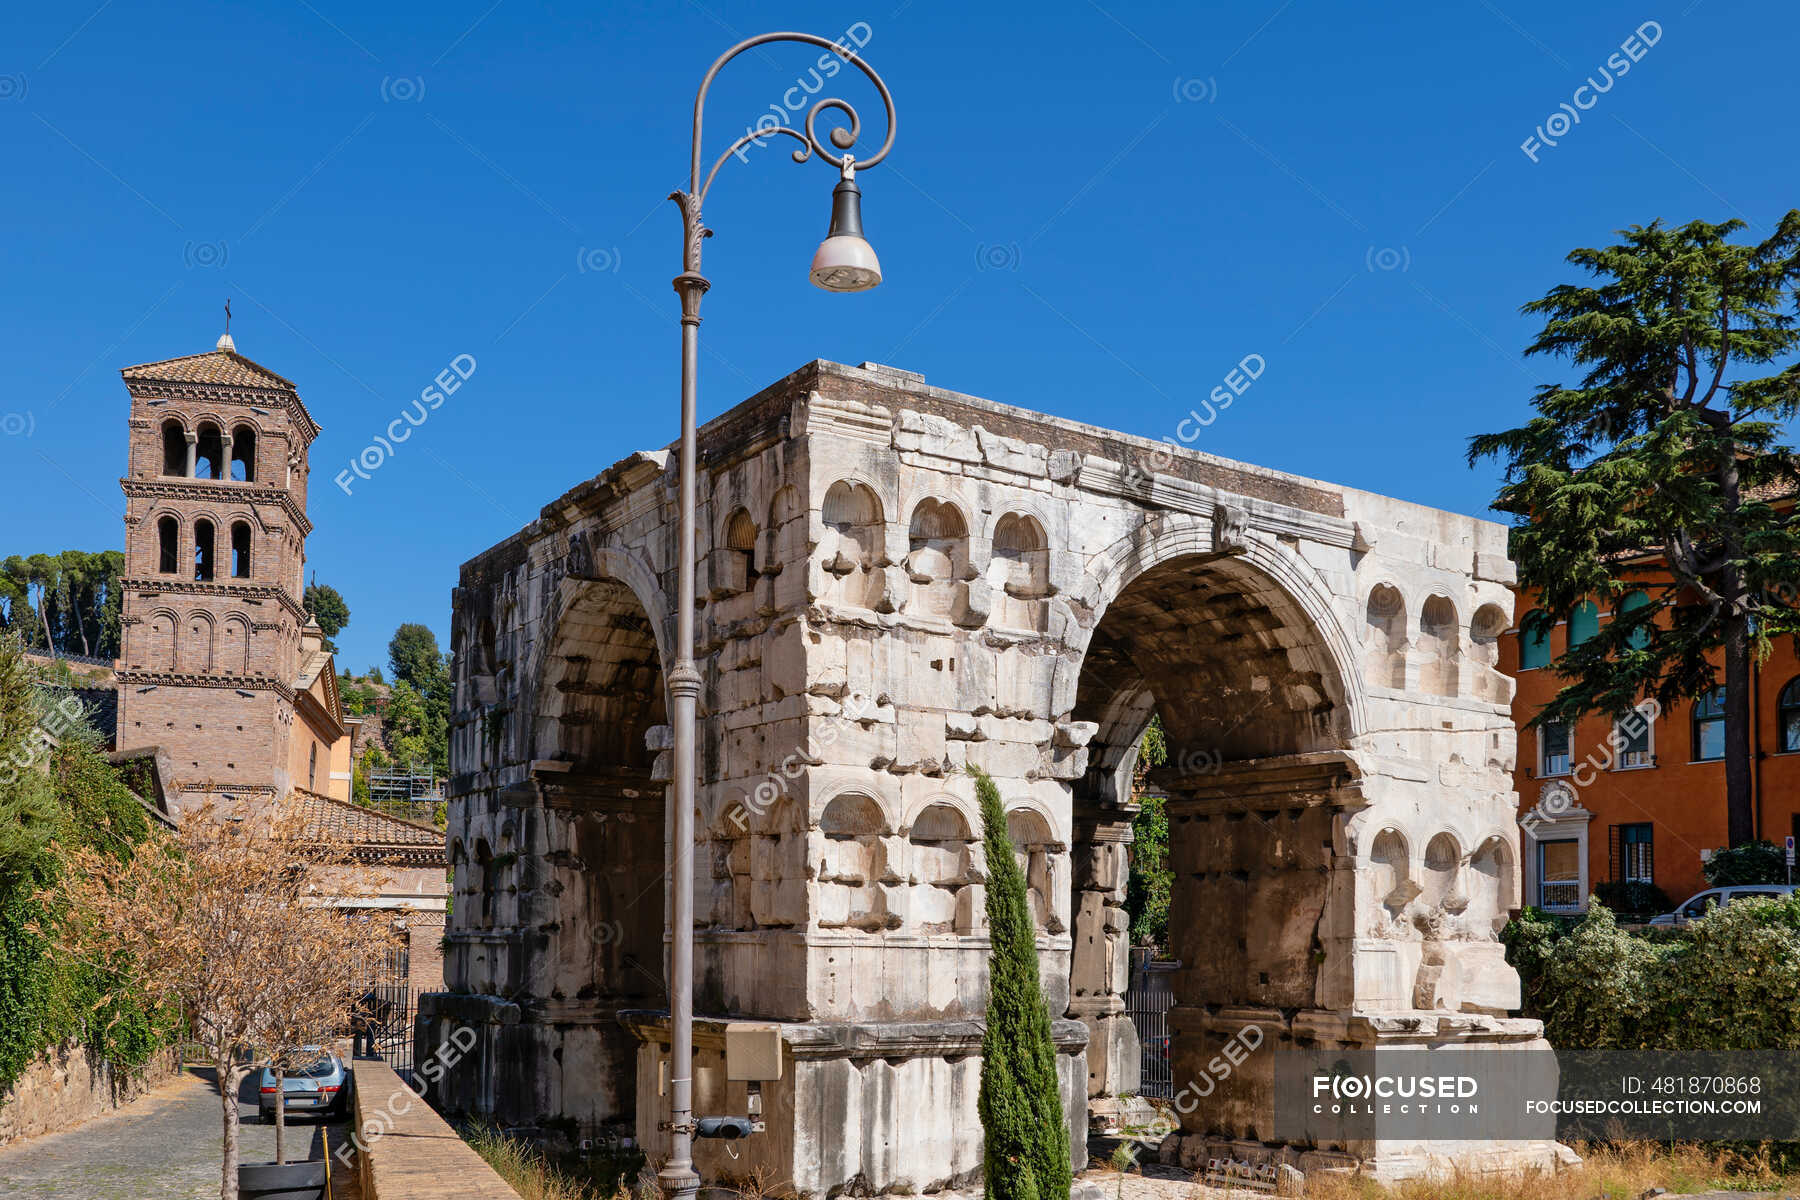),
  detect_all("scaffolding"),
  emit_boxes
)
[363,765,442,826]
